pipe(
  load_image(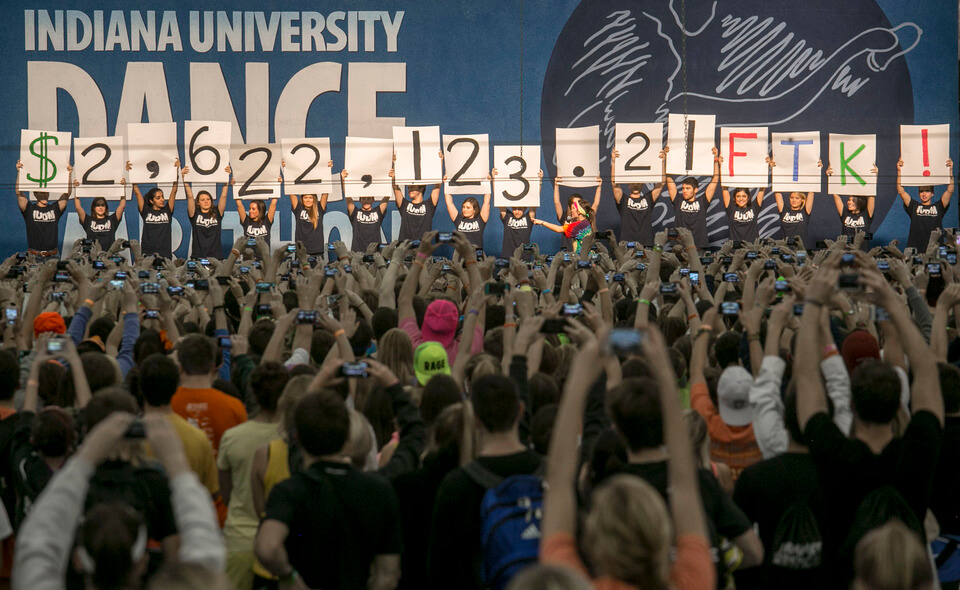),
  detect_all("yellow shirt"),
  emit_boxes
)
[144,413,219,496]
[218,420,281,548]
[252,438,291,580]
